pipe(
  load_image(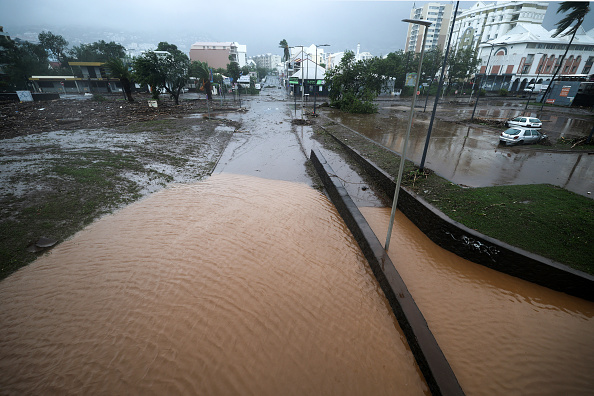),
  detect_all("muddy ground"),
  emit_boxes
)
[0,93,239,140]
[0,94,241,279]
